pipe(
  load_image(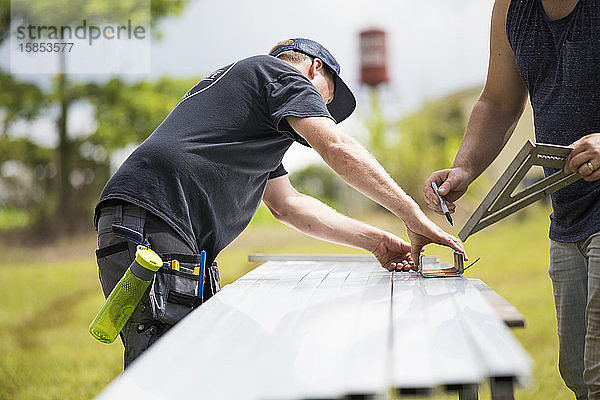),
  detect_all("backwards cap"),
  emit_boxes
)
[270,38,356,123]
